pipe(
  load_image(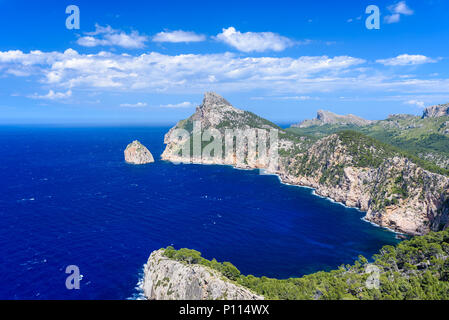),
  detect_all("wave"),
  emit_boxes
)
[127,264,146,300]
